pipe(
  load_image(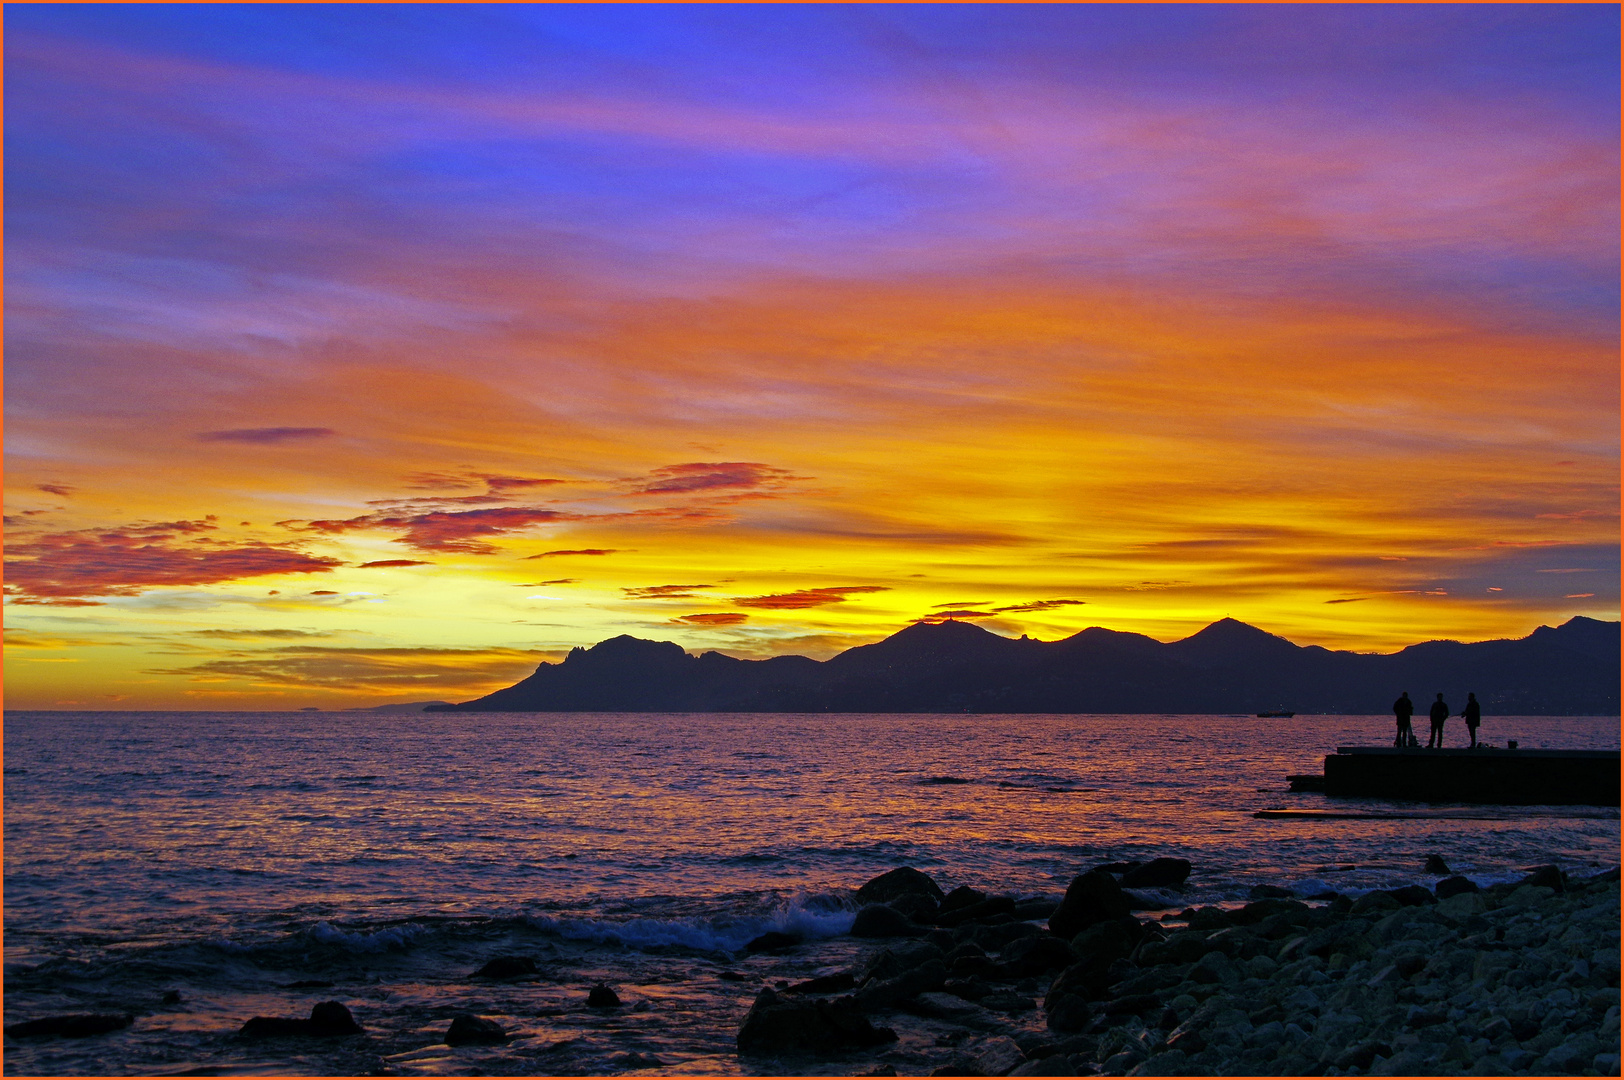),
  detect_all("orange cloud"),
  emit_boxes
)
[675,612,749,625]
[734,586,890,610]
[196,427,336,443]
